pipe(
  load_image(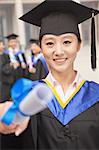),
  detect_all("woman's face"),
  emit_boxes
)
[41,33,81,74]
